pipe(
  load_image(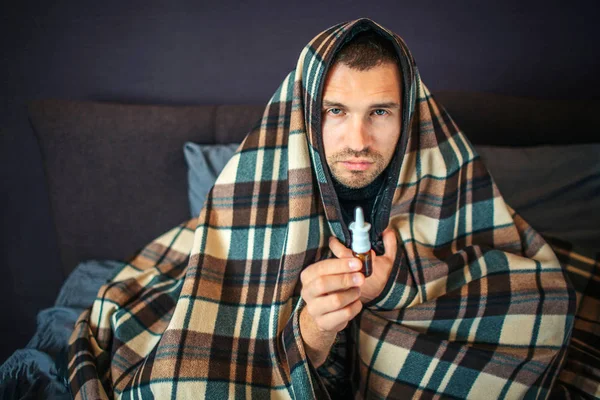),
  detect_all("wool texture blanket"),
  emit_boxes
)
[68,19,578,399]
